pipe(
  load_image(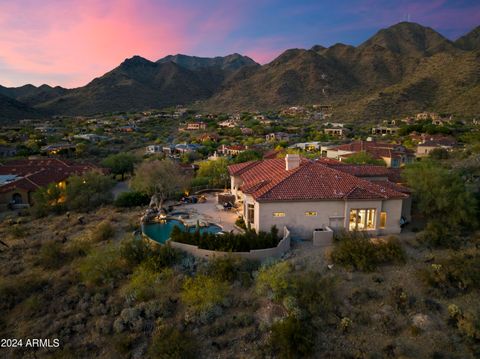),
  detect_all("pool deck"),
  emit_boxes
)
[174,193,242,233]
